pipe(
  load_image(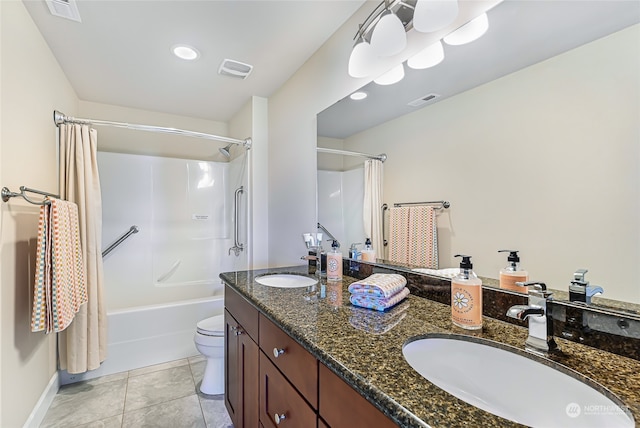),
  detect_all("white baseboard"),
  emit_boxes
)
[22,372,59,428]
